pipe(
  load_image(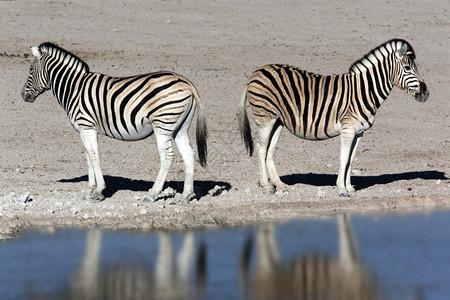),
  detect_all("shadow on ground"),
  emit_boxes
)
[281,170,448,190]
[59,176,231,199]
